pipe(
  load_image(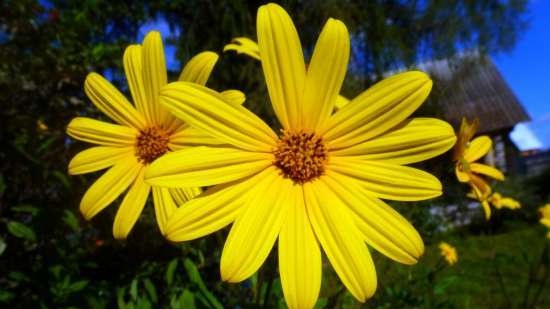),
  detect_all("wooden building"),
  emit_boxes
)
[420,54,530,174]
